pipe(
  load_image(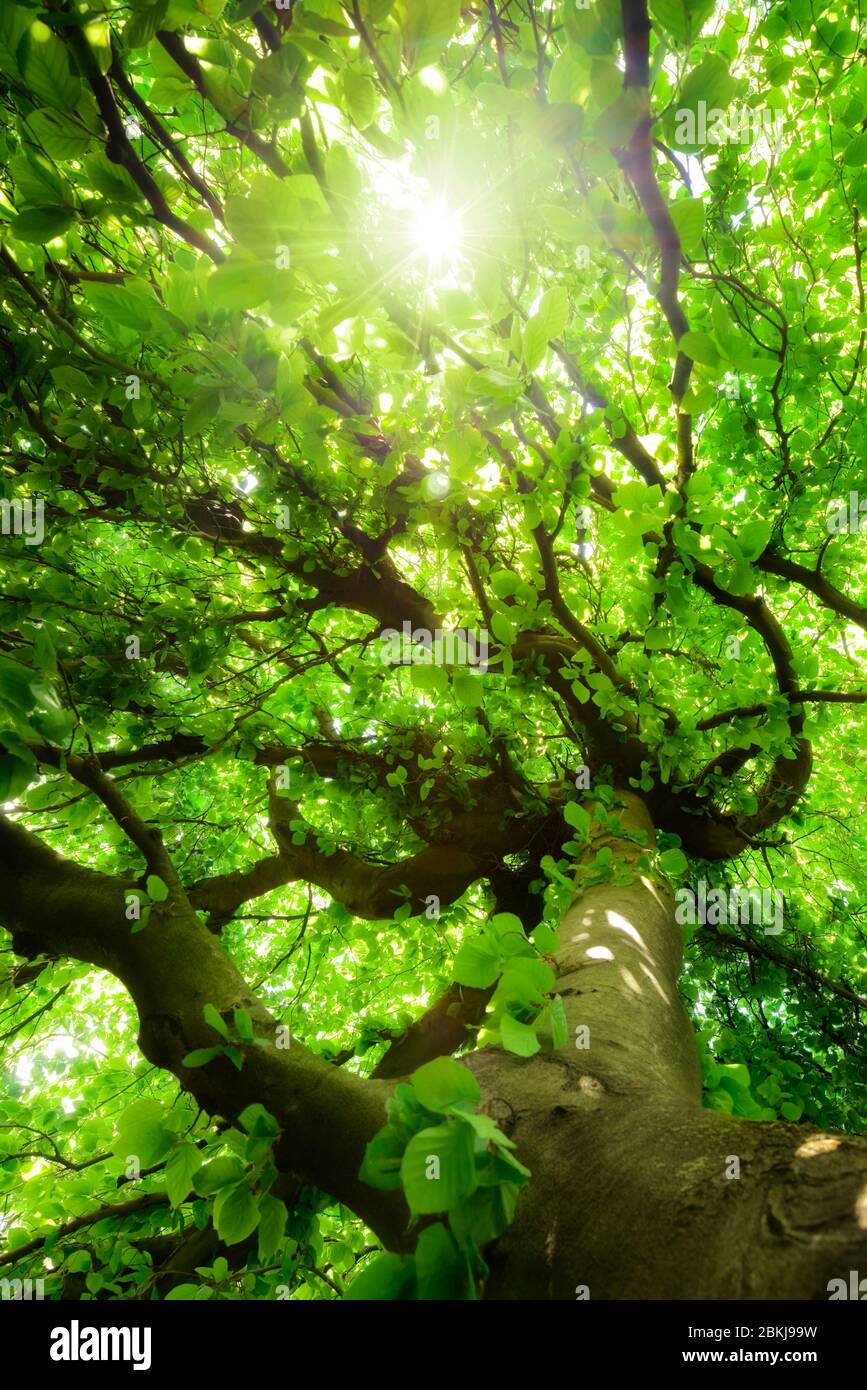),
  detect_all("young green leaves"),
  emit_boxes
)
[355,1056,530,1299]
[182,1003,255,1071]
